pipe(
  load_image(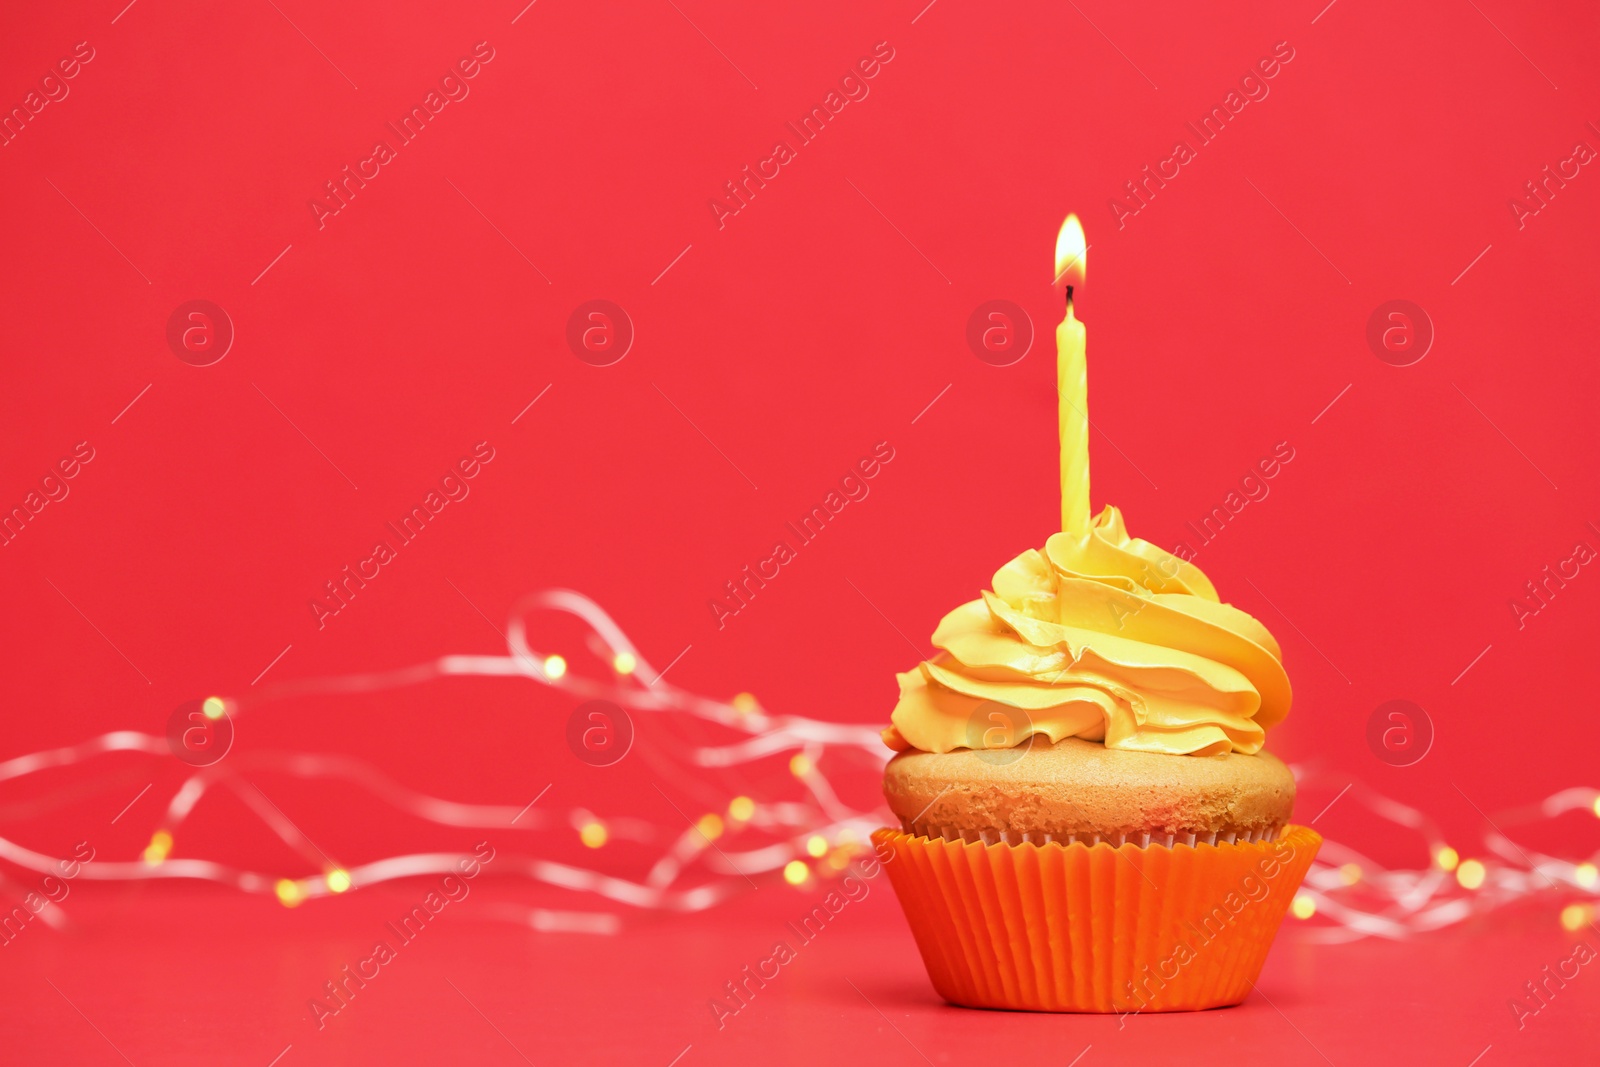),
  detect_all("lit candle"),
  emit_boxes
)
[1054,214,1089,535]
